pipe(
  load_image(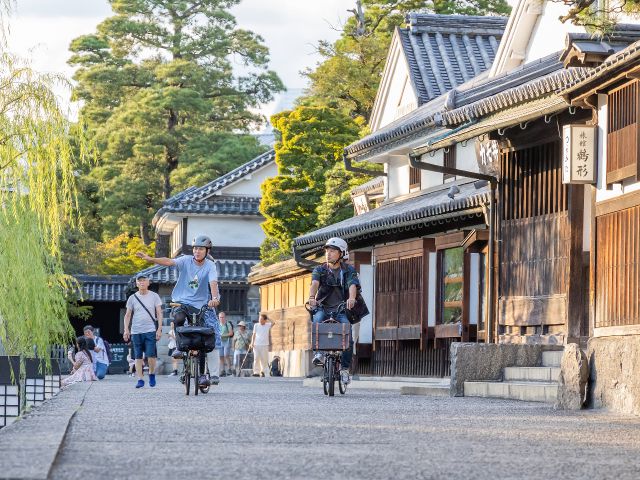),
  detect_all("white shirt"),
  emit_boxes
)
[253,322,272,346]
